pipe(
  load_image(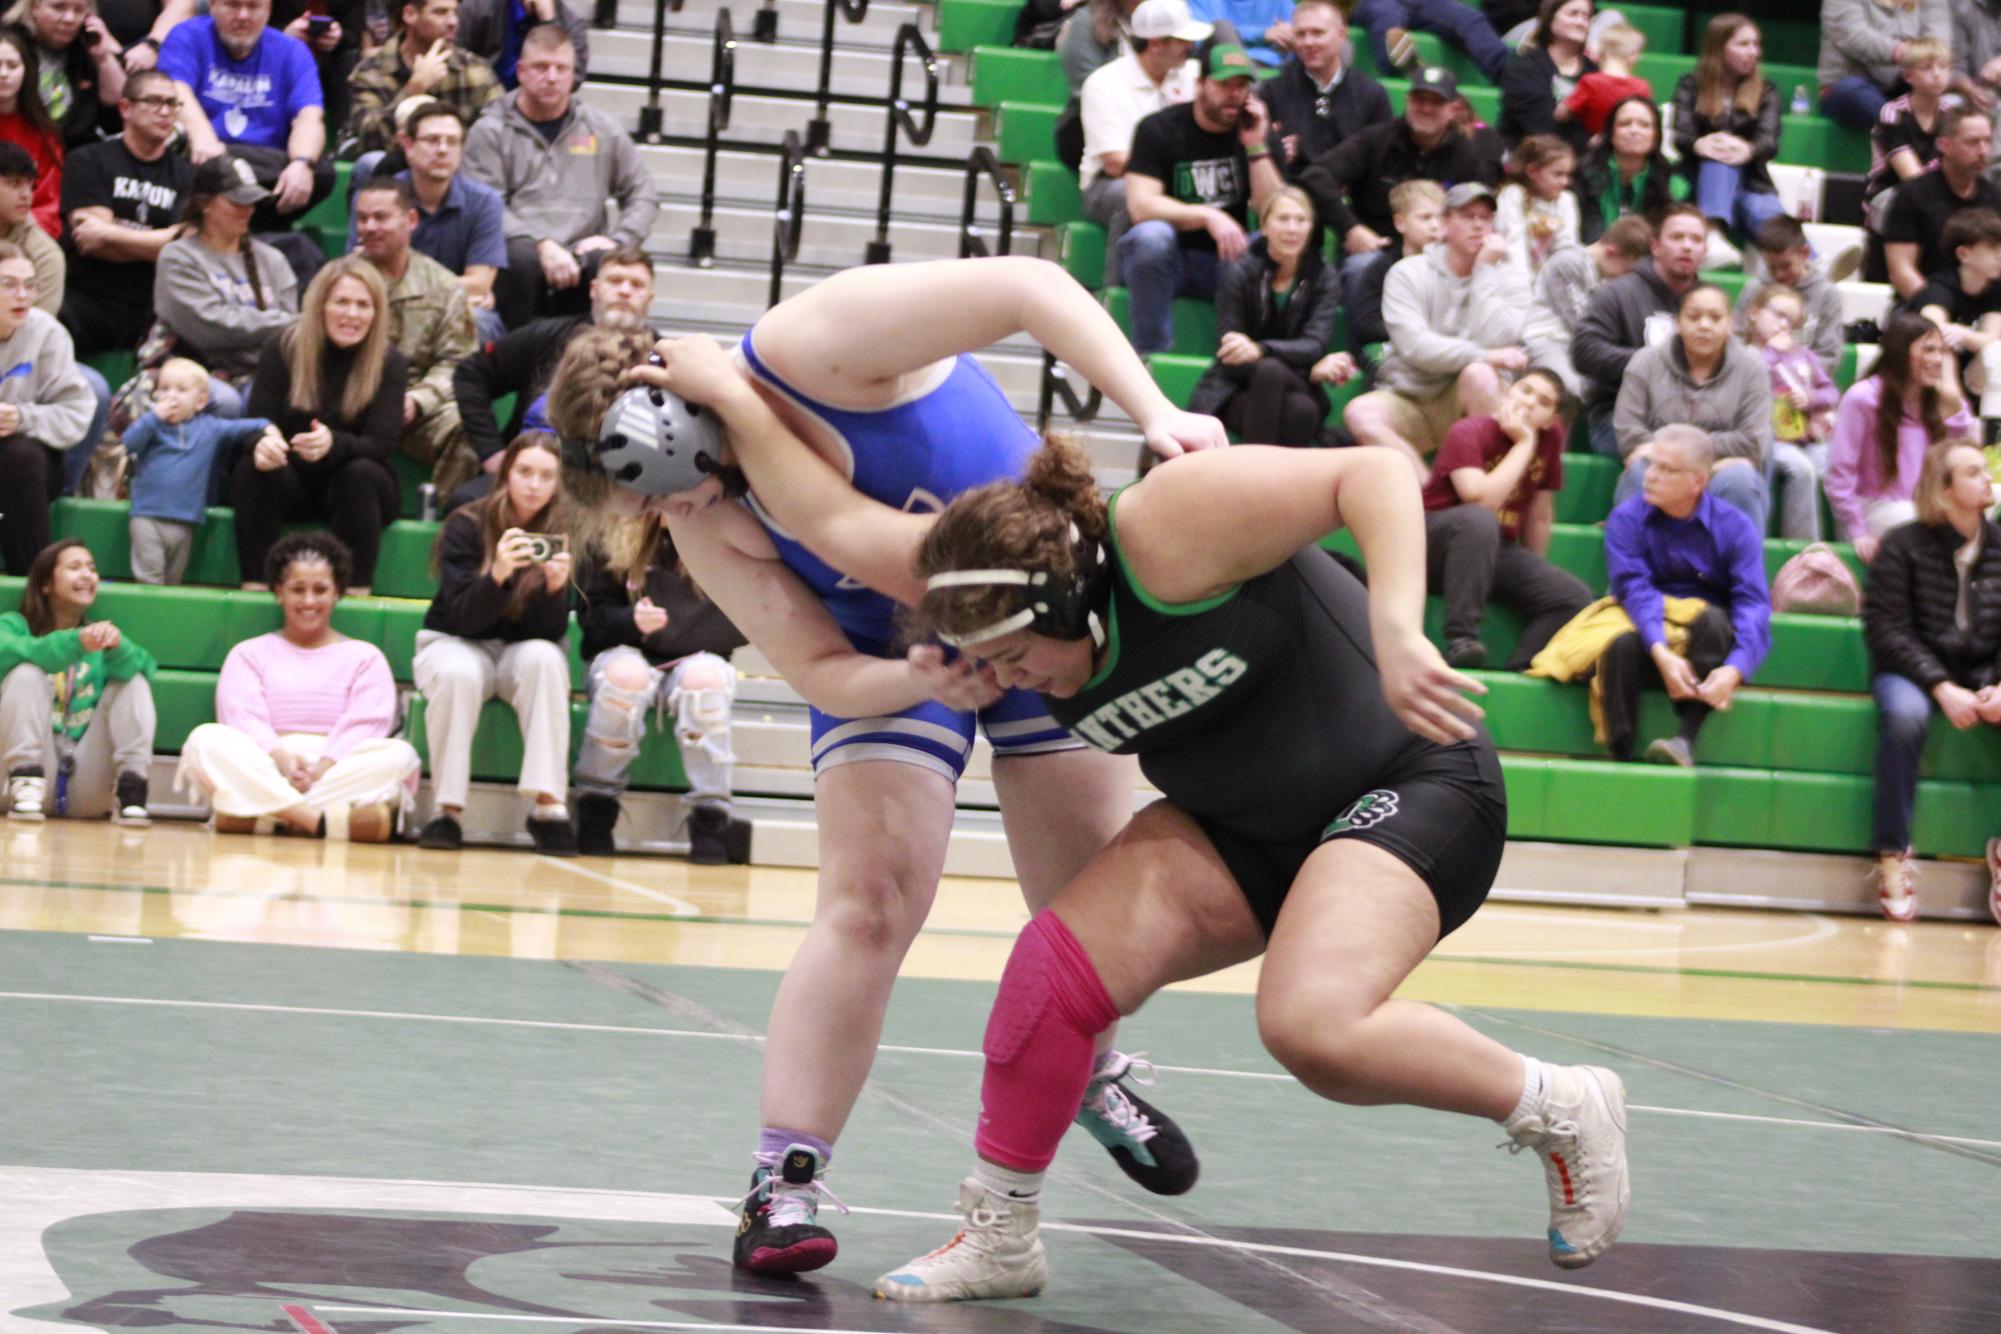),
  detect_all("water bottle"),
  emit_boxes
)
[1790,84,1810,116]
[418,482,438,523]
